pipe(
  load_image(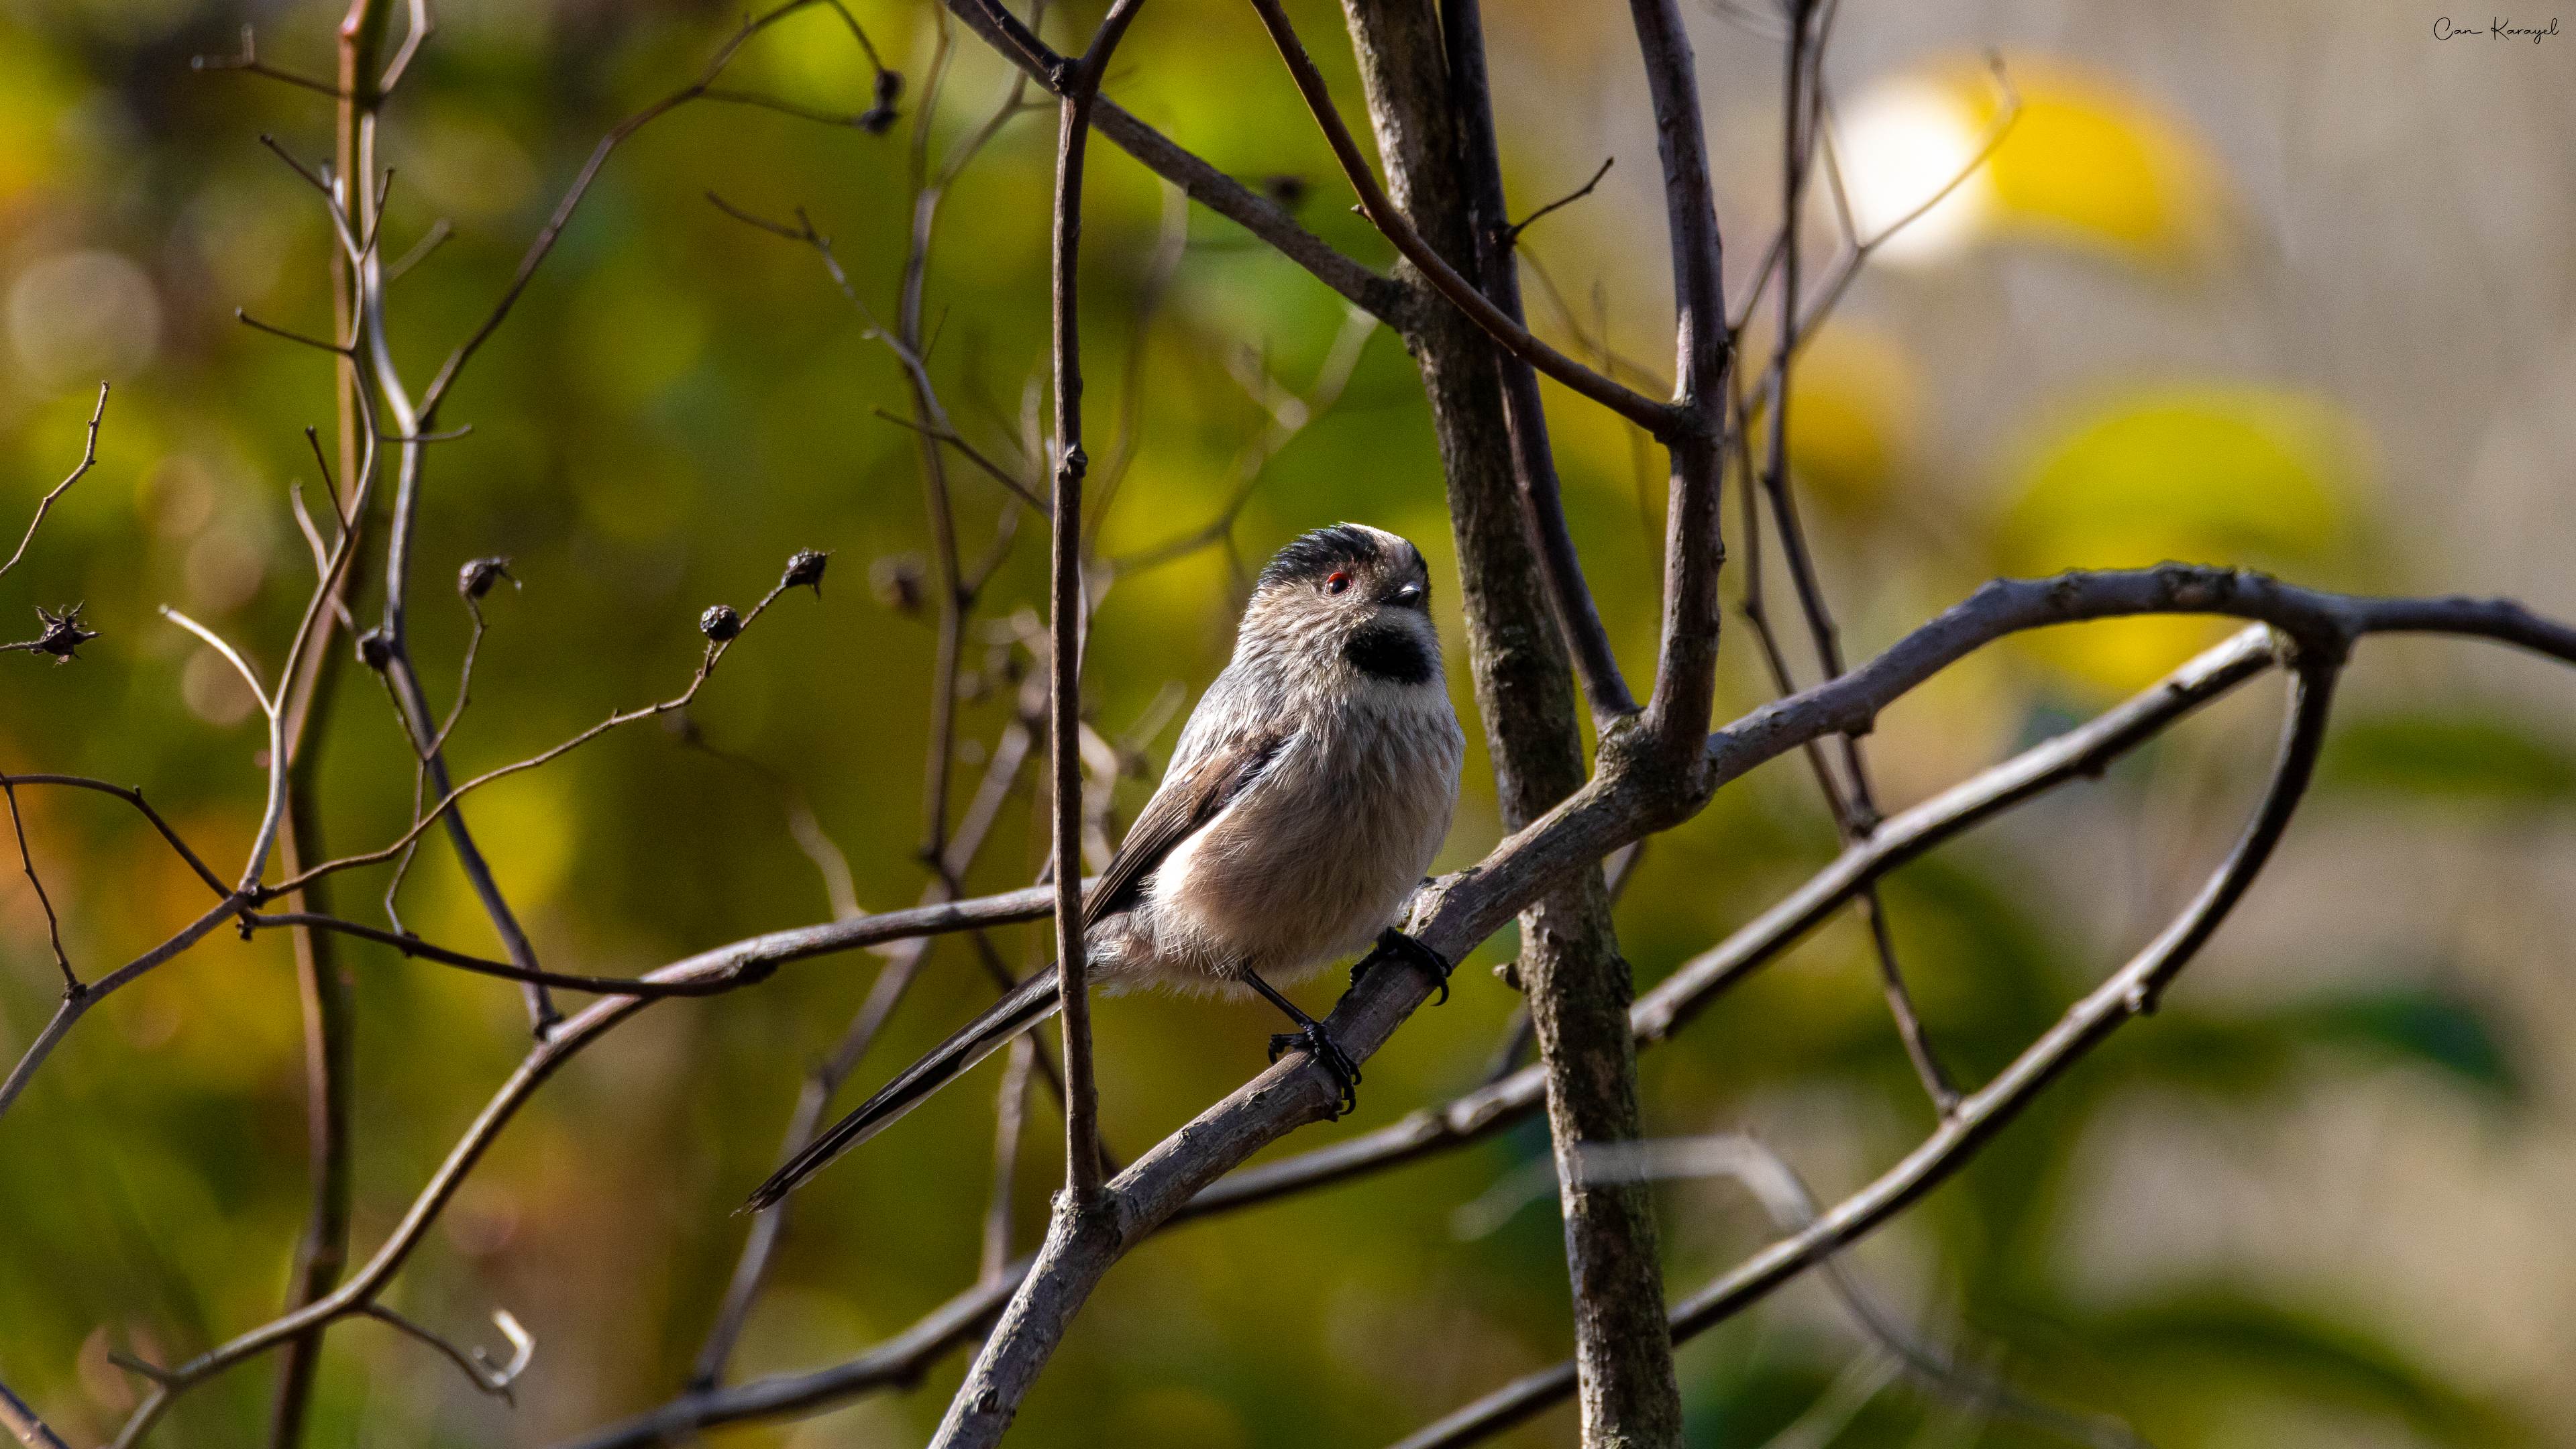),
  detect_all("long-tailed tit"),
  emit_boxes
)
[743,523,1464,1212]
